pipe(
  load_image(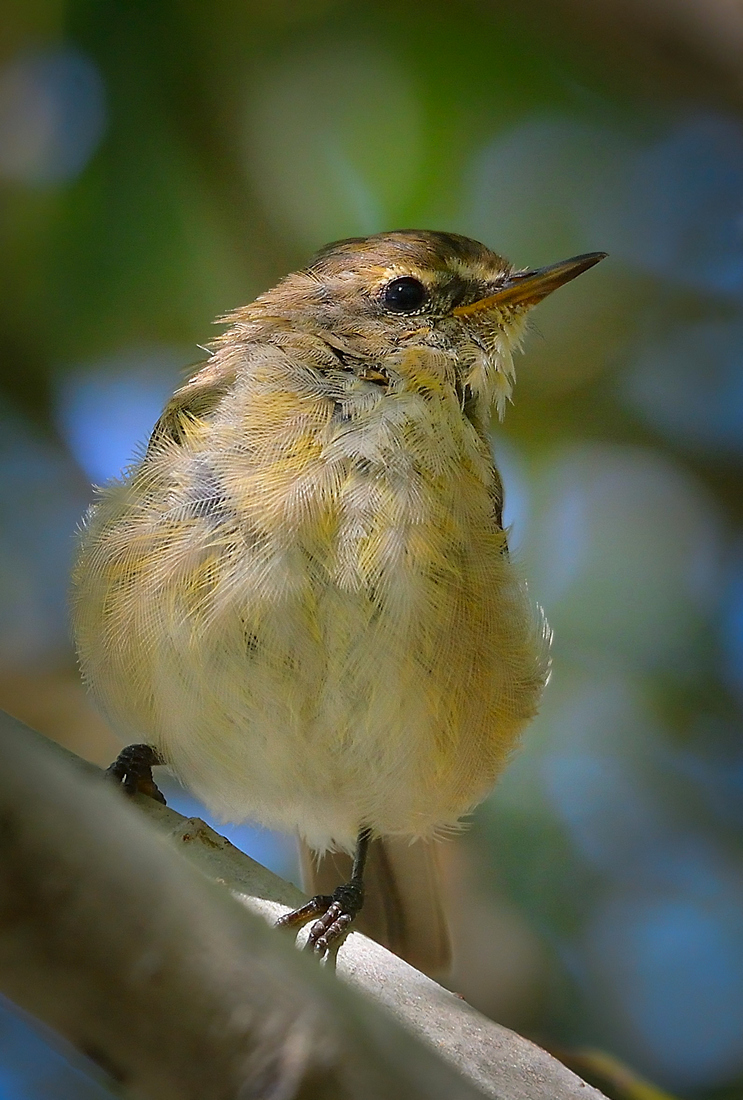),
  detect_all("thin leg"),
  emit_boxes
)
[276,827,371,957]
[106,744,166,804]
